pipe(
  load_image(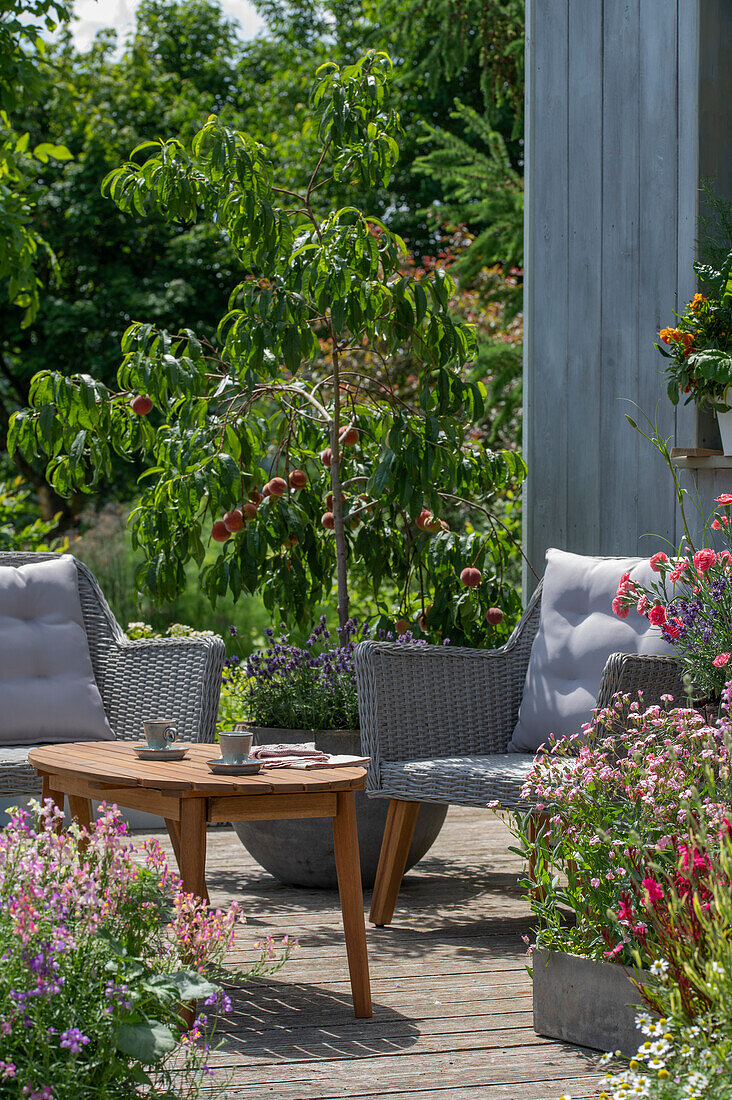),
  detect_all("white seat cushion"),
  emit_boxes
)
[508,549,672,753]
[0,556,114,745]
[378,754,538,808]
